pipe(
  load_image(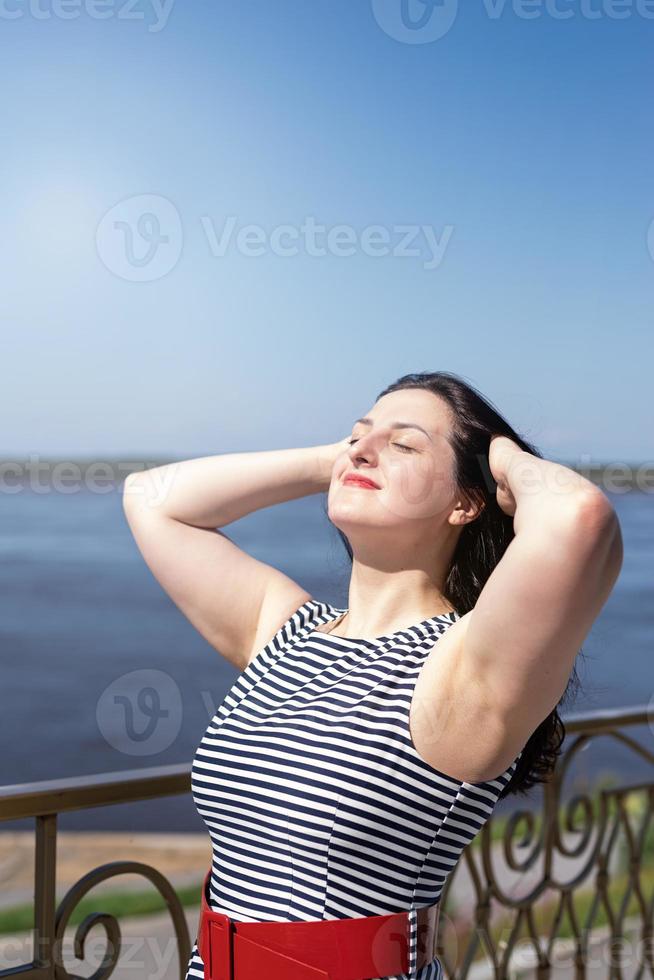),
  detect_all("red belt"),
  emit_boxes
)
[197,868,441,980]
